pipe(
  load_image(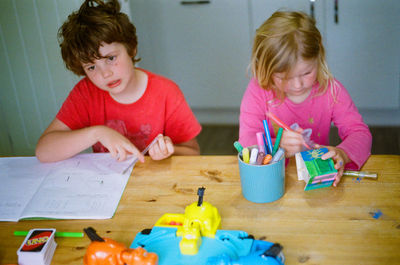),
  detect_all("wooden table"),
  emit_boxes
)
[1,155,399,264]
